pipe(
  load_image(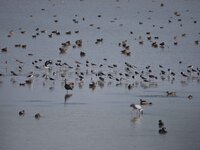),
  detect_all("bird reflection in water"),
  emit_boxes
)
[131,116,142,124]
[64,94,72,104]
